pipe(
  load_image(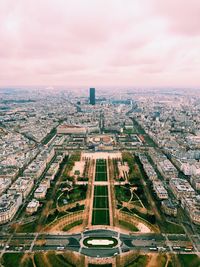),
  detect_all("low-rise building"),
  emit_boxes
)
[157,160,178,180]
[0,193,22,224]
[161,199,178,217]
[148,148,178,180]
[181,195,200,225]
[169,178,195,200]
[40,178,51,189]
[34,186,48,199]
[57,124,87,135]
[23,148,55,180]
[26,199,40,215]
[0,178,12,196]
[8,177,34,199]
[139,155,158,181]
[24,161,46,180]
[152,181,168,200]
[53,155,64,164]
[190,176,200,191]
[38,148,55,165]
[45,163,59,180]
[0,165,19,181]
